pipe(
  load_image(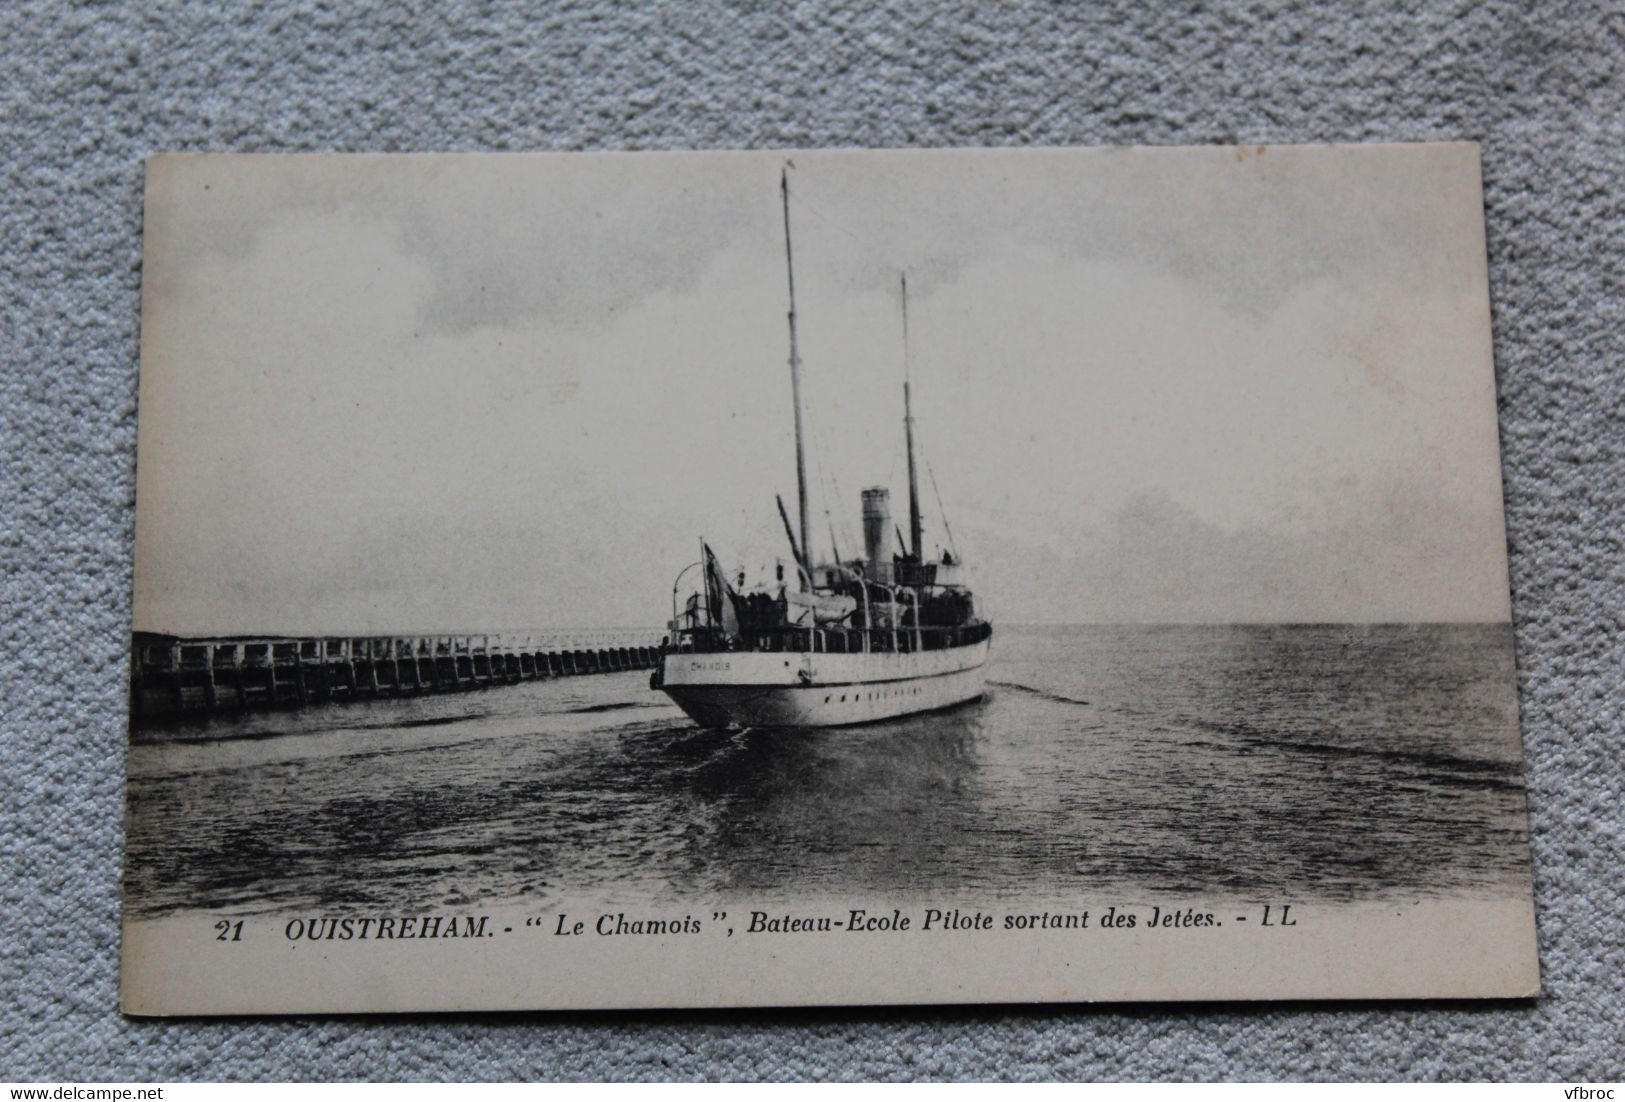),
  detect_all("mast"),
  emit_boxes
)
[901,273,923,560]
[781,165,811,581]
